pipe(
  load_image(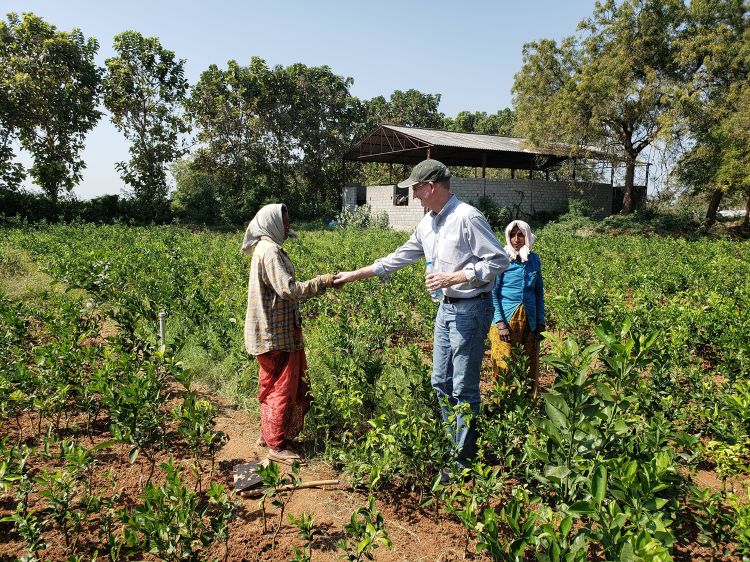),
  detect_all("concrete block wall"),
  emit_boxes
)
[365,185,426,230]
[451,178,612,219]
[342,183,358,210]
[342,178,613,232]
